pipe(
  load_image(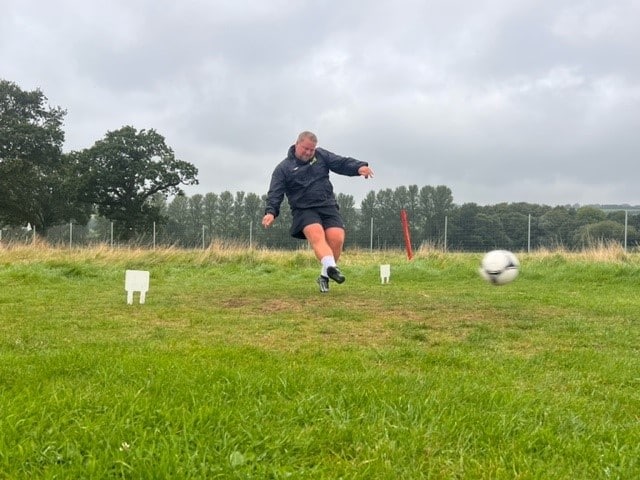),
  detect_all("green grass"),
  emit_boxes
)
[1,246,640,479]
